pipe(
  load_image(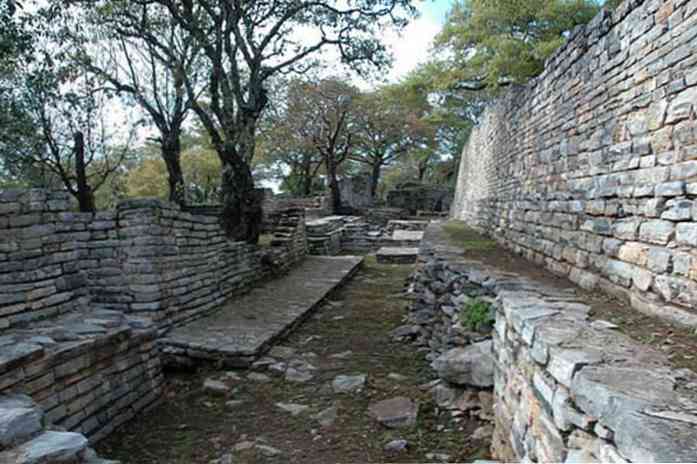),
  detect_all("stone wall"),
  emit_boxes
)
[387,183,453,214]
[0,191,307,332]
[451,0,697,328]
[0,188,308,448]
[0,312,163,444]
[409,223,697,463]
